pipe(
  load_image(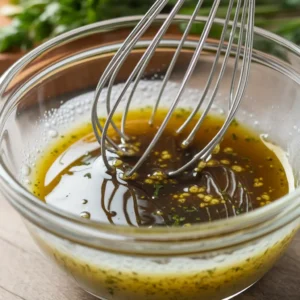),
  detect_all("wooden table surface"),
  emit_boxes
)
[0,194,299,300]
